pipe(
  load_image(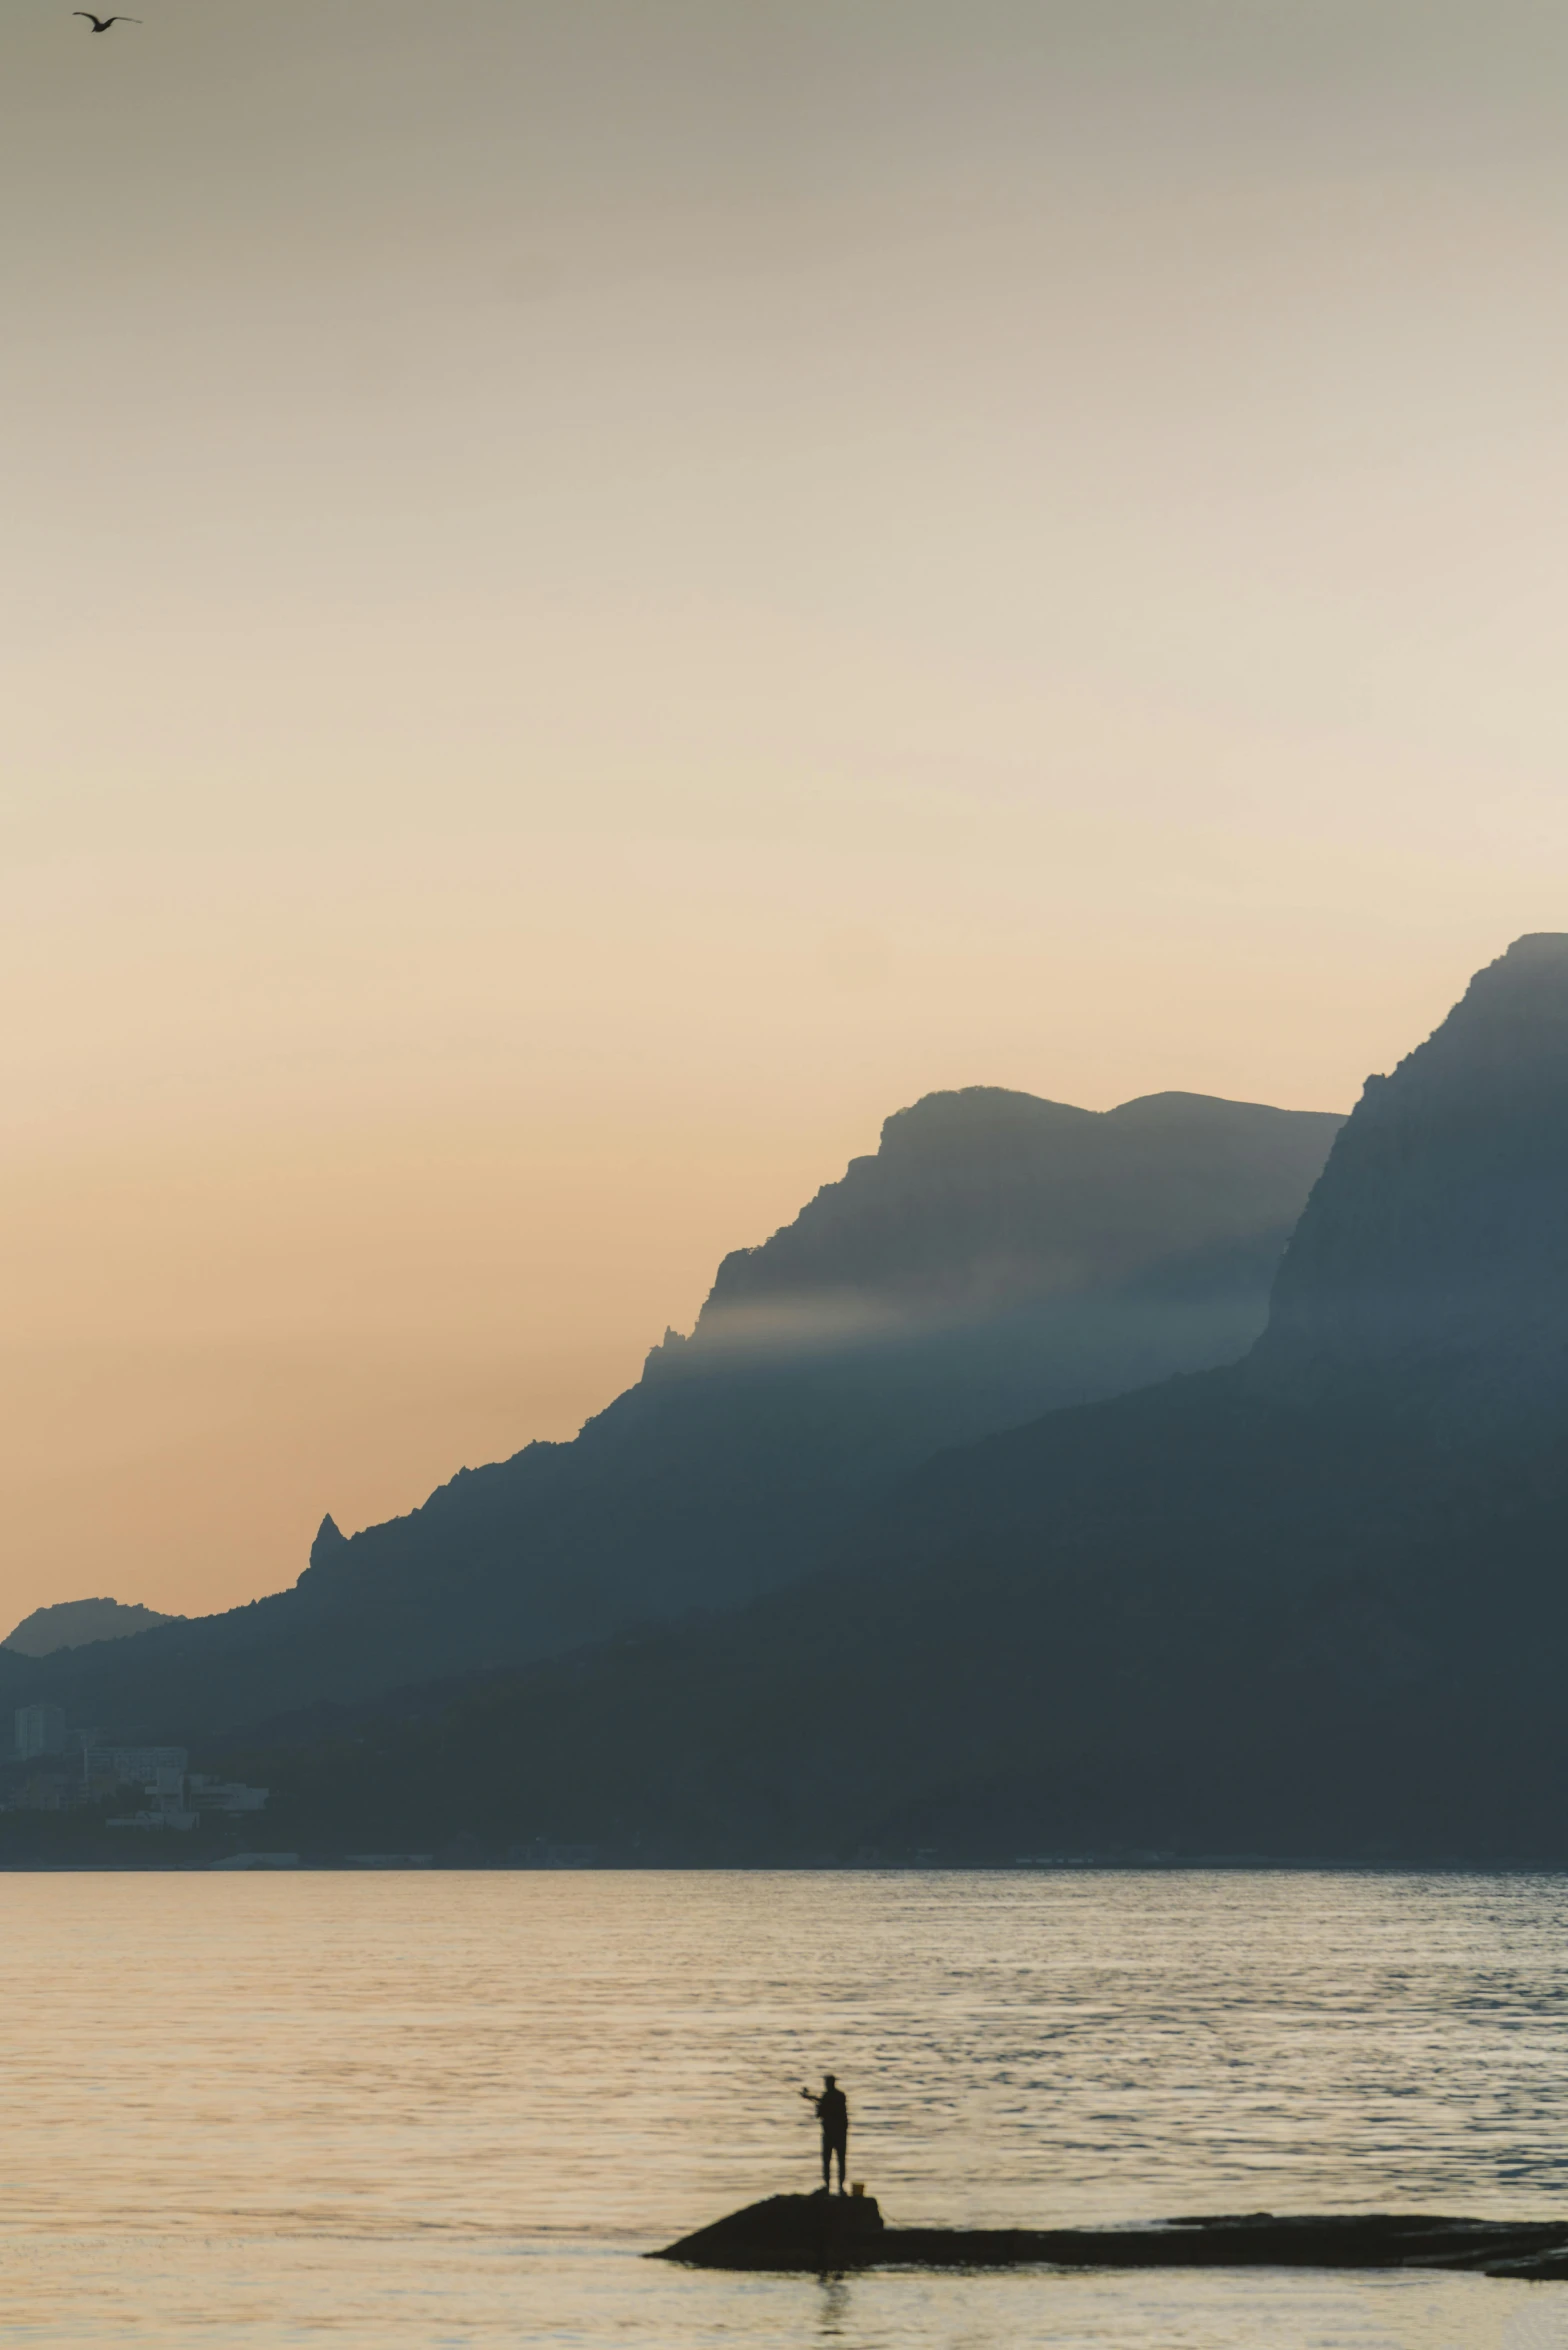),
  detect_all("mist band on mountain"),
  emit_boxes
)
[191,937,1568,1871]
[0,1087,1337,1747]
